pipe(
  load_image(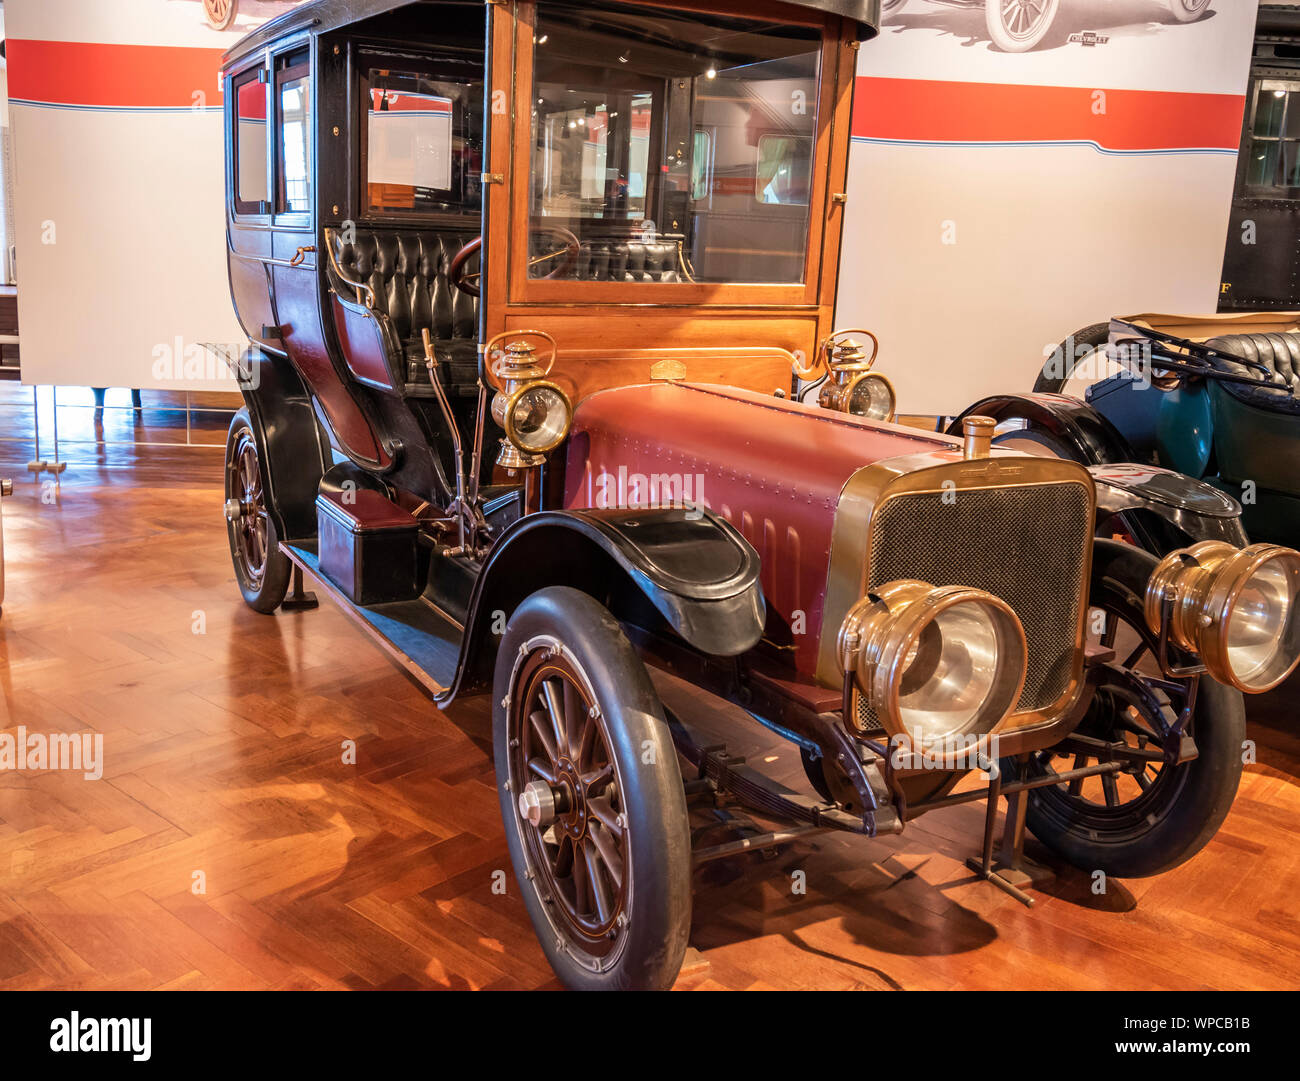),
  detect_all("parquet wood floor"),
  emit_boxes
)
[0,438,1297,990]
